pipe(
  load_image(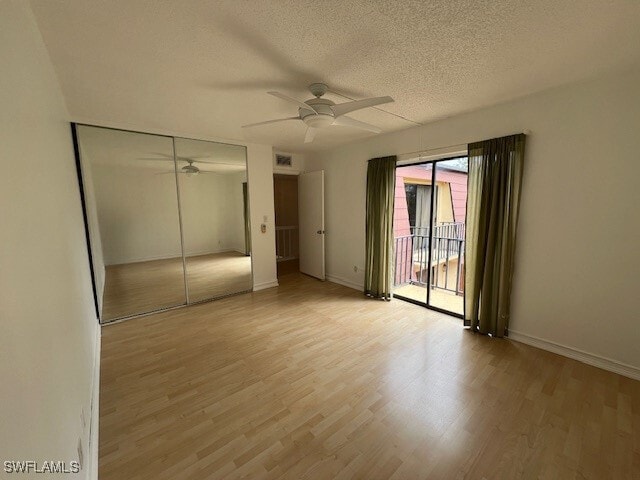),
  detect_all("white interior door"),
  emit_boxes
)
[298,170,325,280]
